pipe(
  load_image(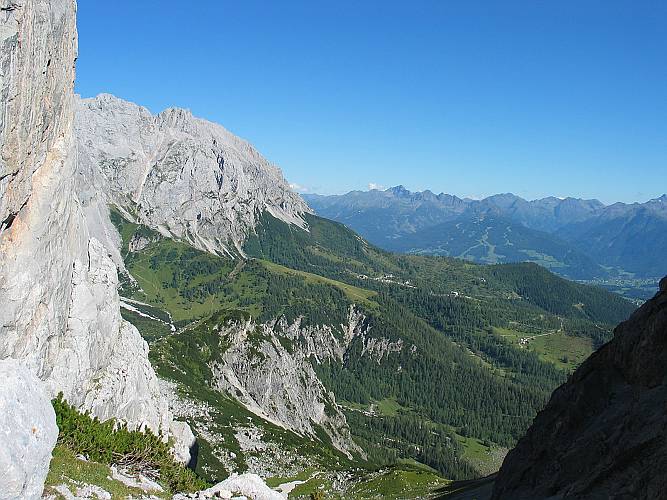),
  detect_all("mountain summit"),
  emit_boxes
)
[76,94,310,257]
